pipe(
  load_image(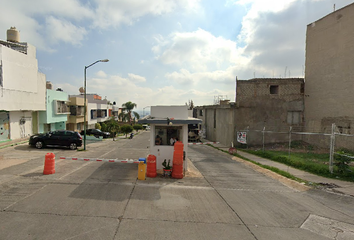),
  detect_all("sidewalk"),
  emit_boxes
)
[0,138,29,149]
[208,141,354,197]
